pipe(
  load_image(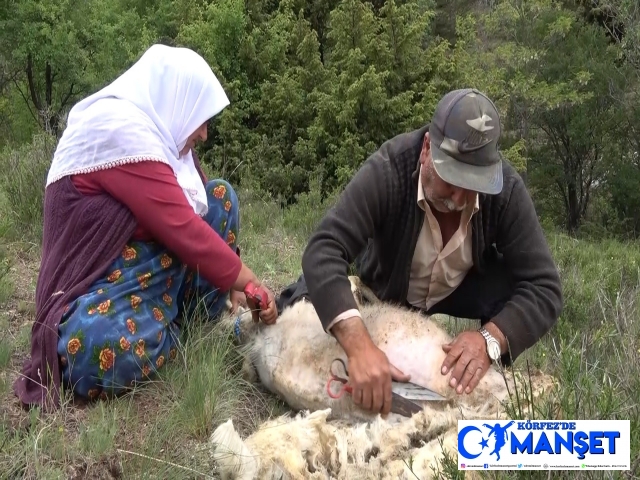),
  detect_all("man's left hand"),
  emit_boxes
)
[440,331,491,395]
